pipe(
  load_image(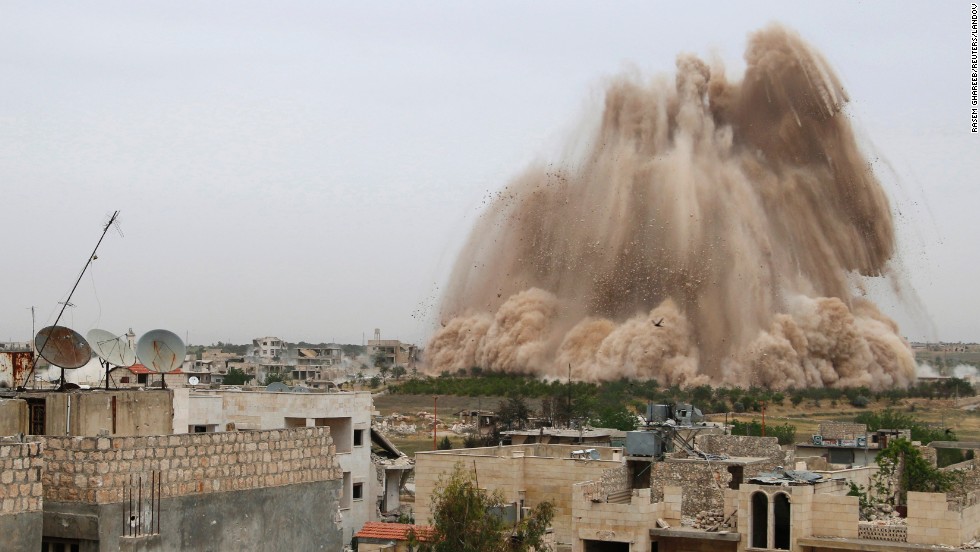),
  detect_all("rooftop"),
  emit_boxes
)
[355,522,434,543]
